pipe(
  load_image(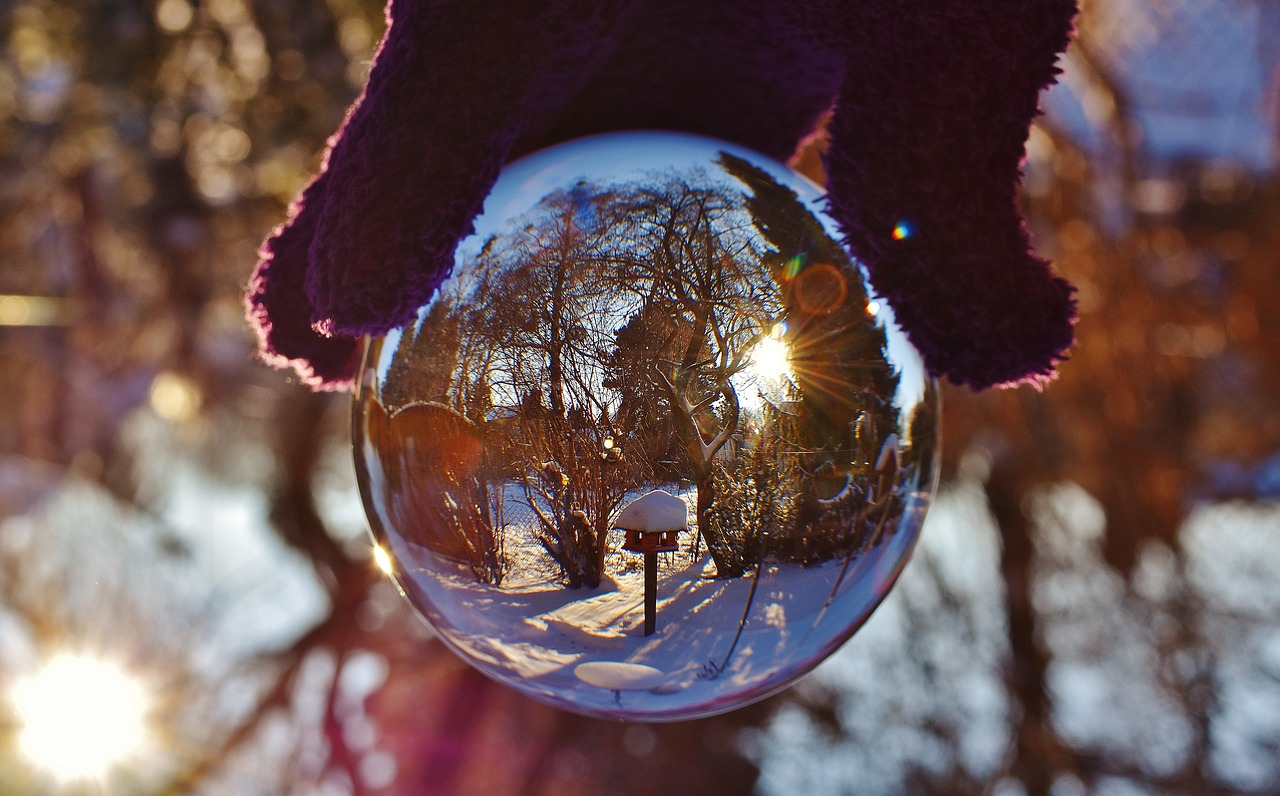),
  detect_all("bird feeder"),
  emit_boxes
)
[614,490,688,636]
